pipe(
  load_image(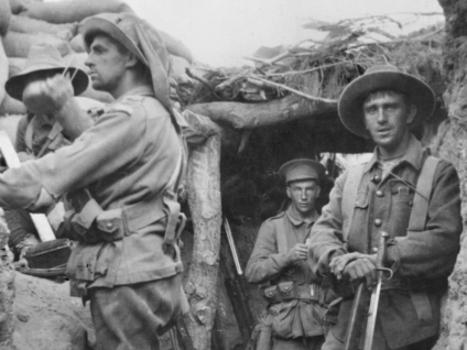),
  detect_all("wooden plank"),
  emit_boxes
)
[0,131,55,242]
